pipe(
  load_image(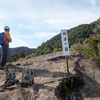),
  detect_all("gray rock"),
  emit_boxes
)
[56,75,84,100]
